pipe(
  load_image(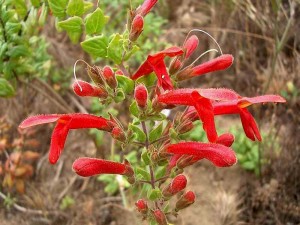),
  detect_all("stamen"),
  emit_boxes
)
[73,59,91,92]
[184,29,223,55]
[190,49,219,66]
